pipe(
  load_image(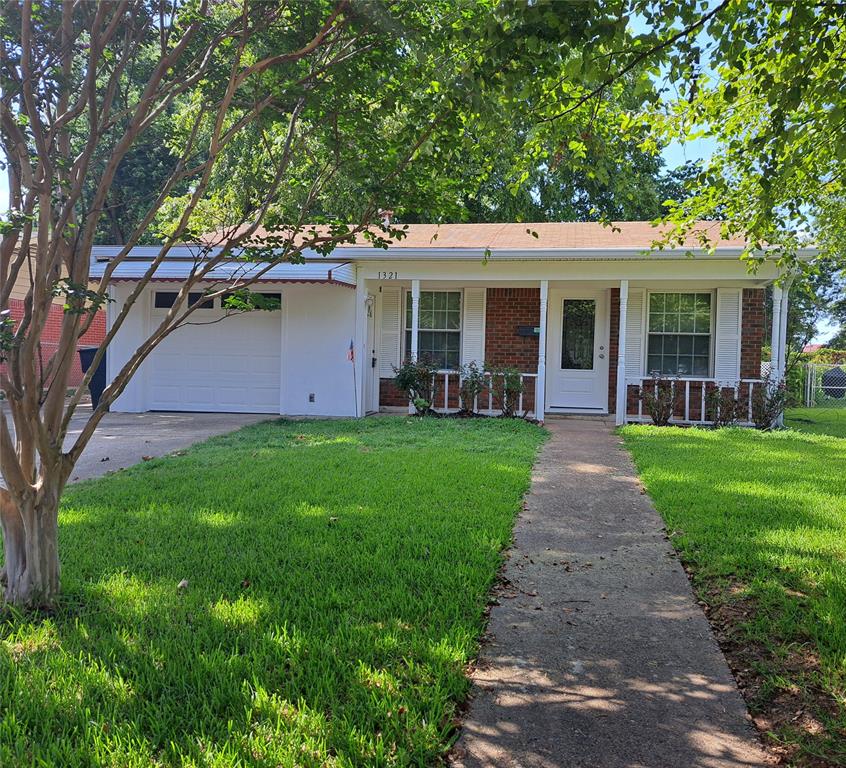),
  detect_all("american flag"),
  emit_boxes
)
[347,338,355,362]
